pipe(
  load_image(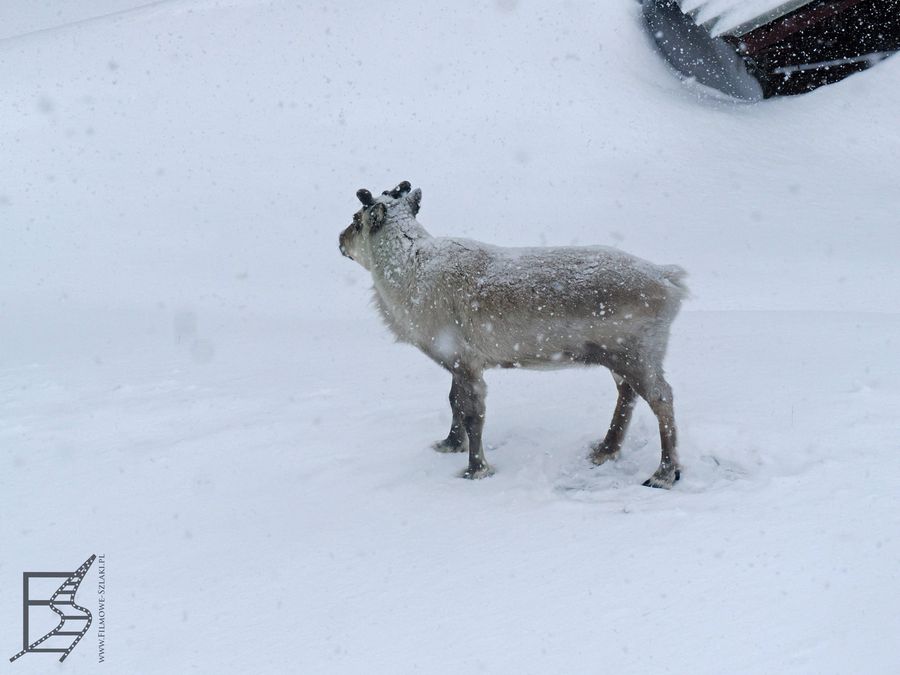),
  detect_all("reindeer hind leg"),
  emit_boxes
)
[634,372,681,489]
[590,372,637,466]
[607,350,681,488]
